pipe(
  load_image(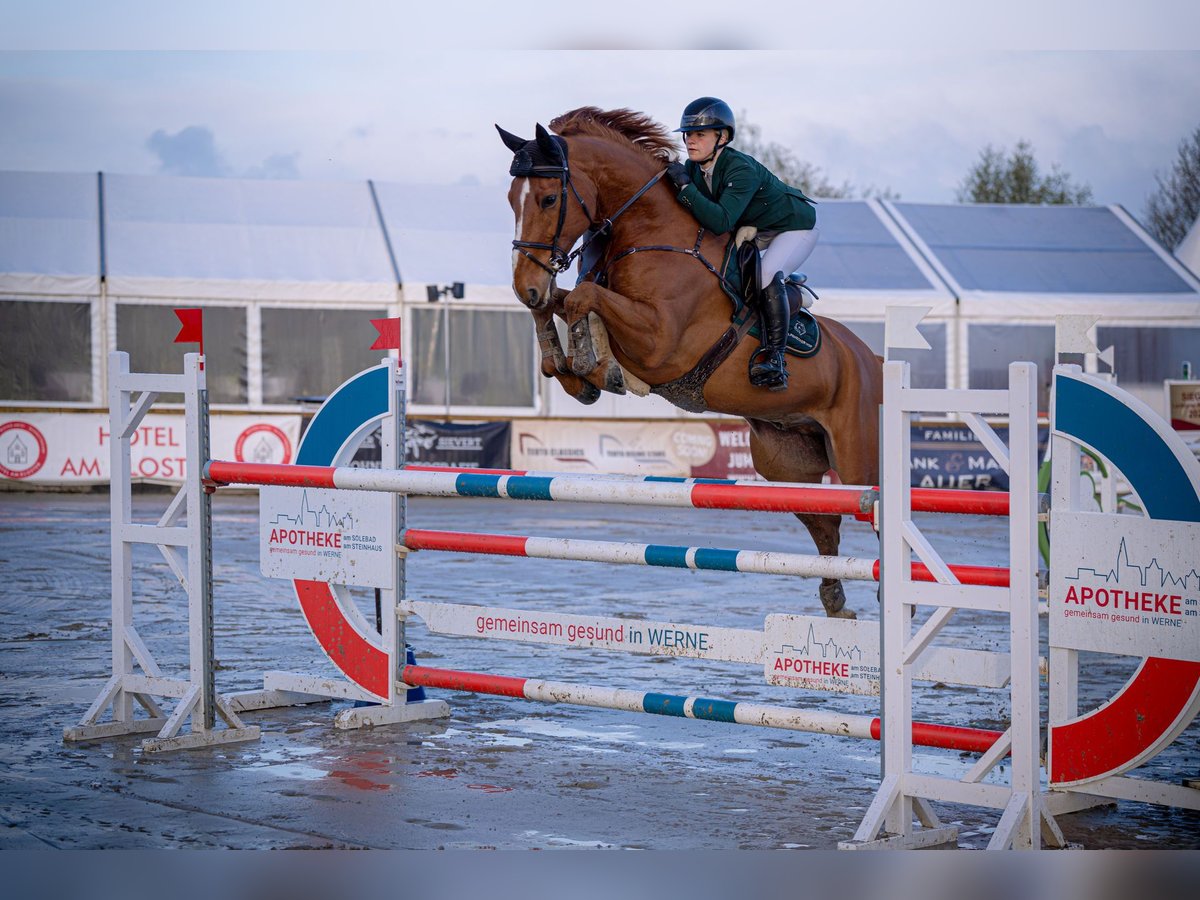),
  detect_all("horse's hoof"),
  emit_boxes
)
[603,361,626,395]
[820,581,850,618]
[574,382,601,405]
